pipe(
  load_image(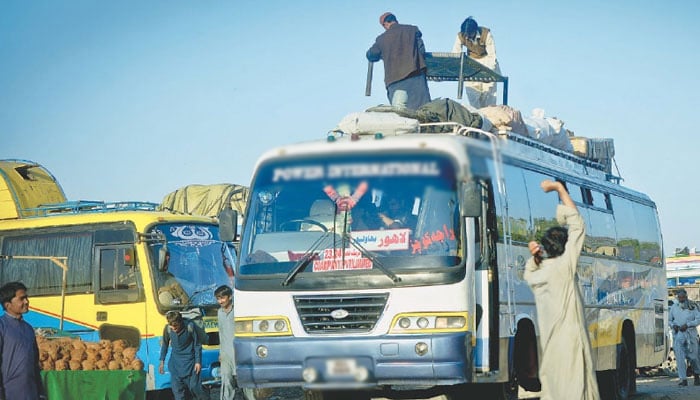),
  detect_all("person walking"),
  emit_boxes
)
[524,180,600,400]
[0,281,46,400]
[451,16,501,108]
[367,12,431,110]
[215,285,242,399]
[159,311,208,400]
[669,288,700,386]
